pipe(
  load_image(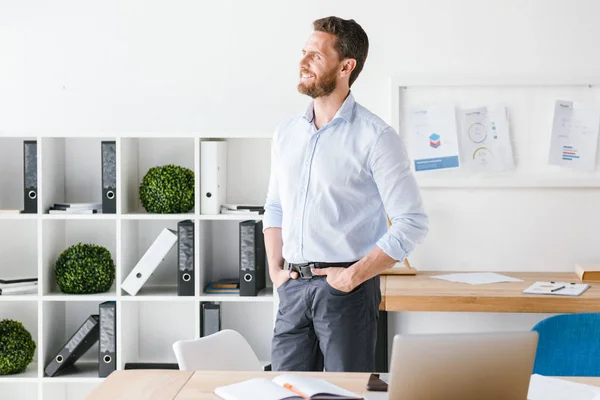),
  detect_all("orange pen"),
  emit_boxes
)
[283,383,309,399]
